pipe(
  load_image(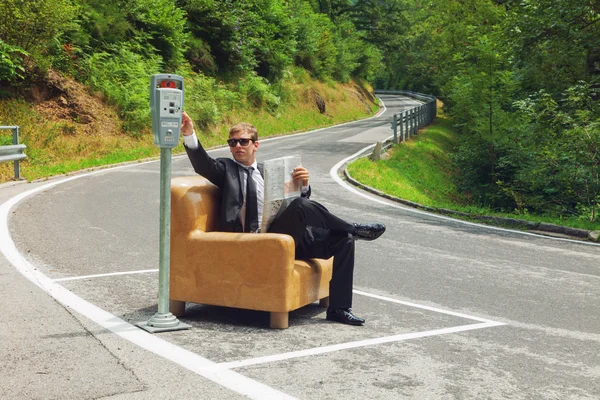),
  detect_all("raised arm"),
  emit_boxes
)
[181,111,226,187]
